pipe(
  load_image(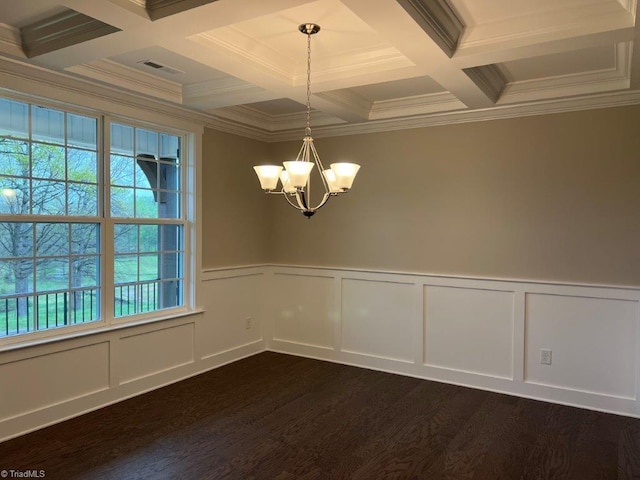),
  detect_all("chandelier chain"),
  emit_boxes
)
[305,29,312,136]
